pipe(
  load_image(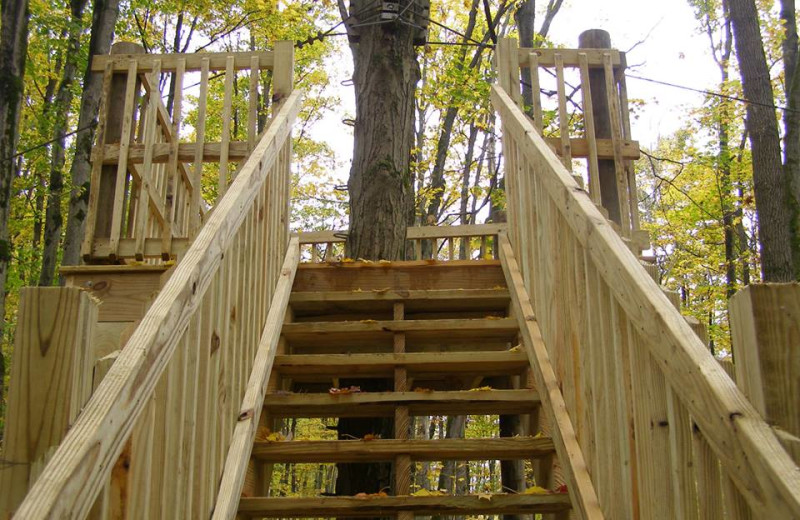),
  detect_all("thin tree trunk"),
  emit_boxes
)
[729,0,795,281]
[514,0,535,114]
[39,0,89,286]
[0,0,30,408]
[61,0,121,268]
[780,0,800,279]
